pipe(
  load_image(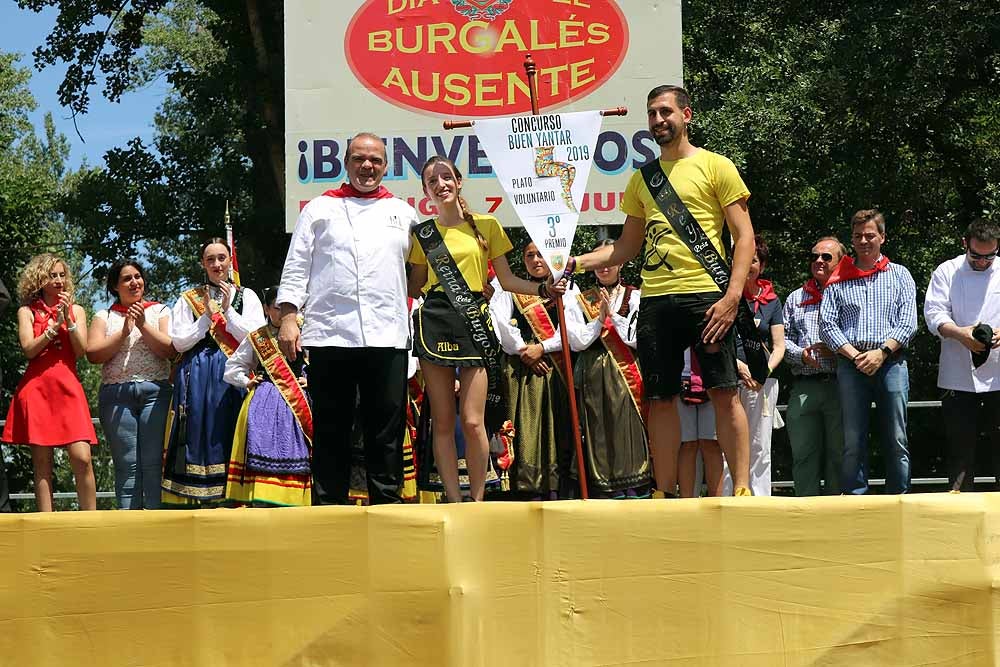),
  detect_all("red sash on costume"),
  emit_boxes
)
[576,287,646,423]
[800,279,824,307]
[825,255,890,287]
[248,325,313,443]
[323,183,394,199]
[743,278,778,313]
[182,288,240,357]
[511,292,563,380]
